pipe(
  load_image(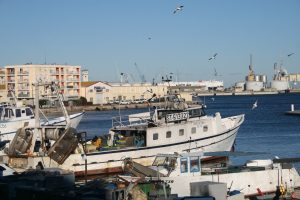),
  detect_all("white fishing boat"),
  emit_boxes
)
[2,92,243,177]
[120,151,300,198]
[0,105,84,142]
[0,89,84,149]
